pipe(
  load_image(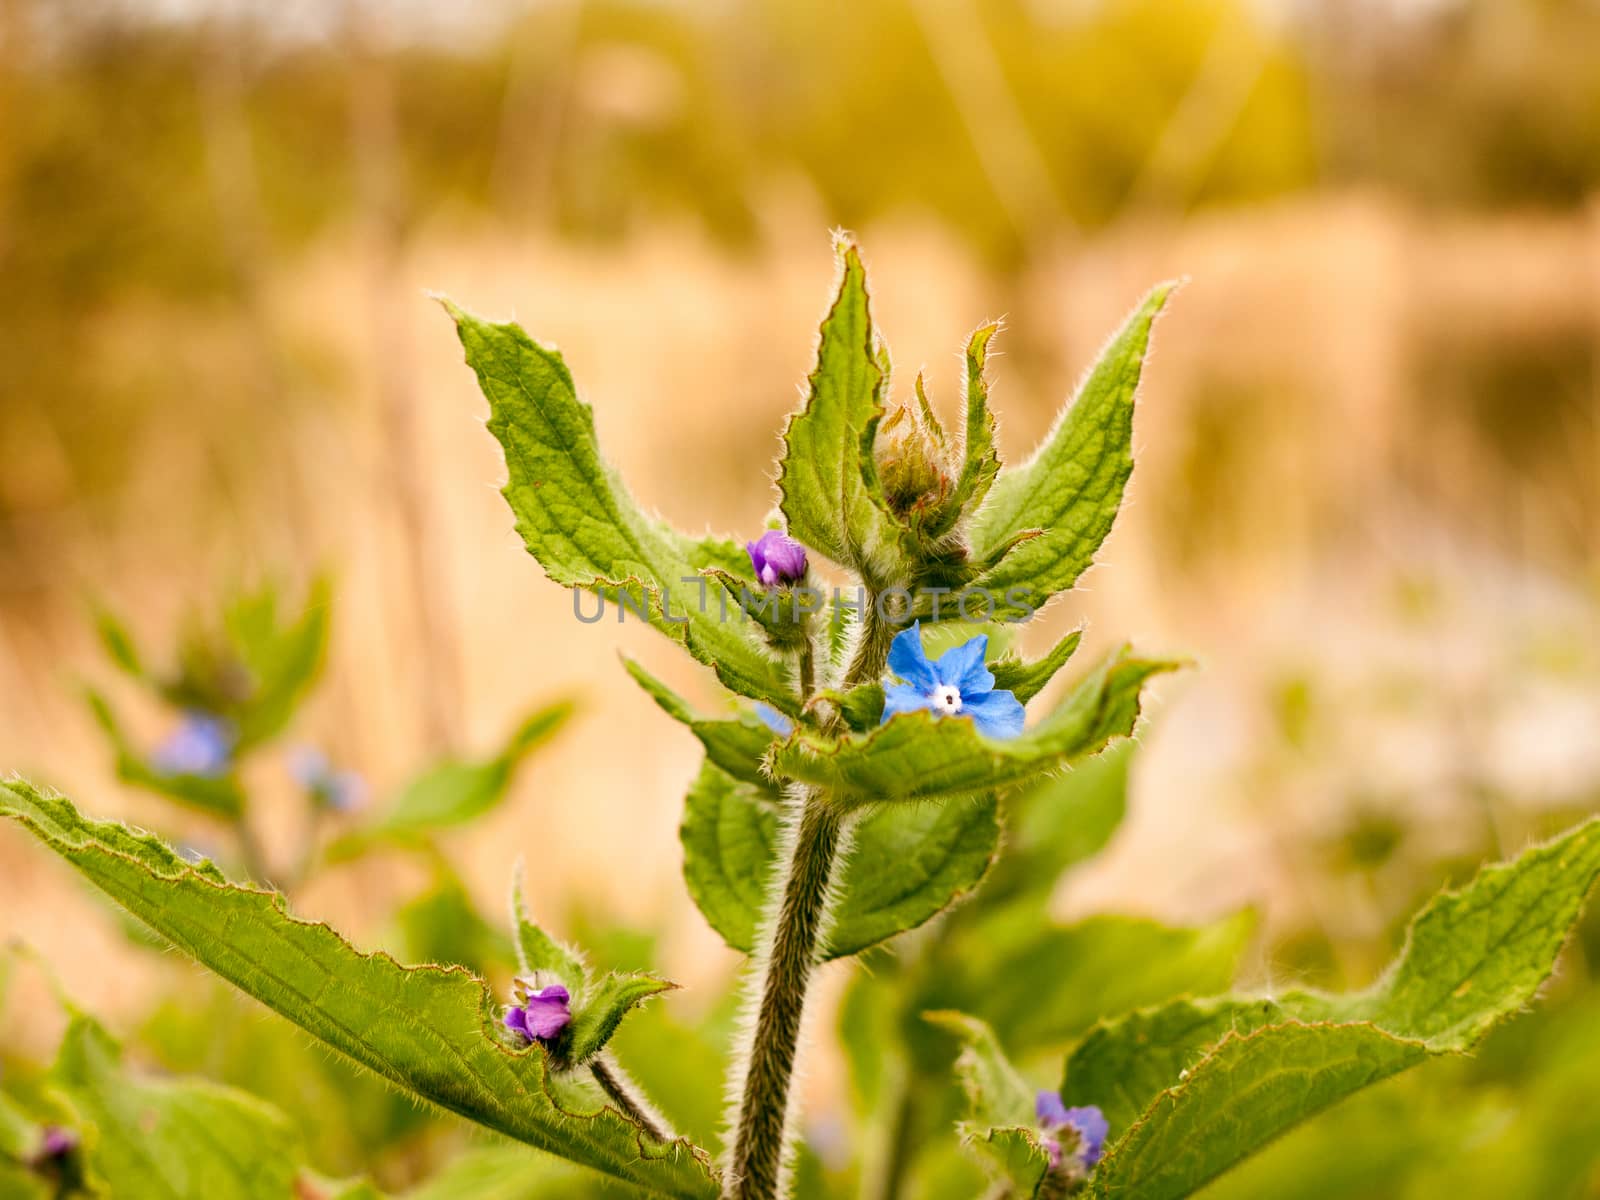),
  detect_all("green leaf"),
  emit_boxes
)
[0,781,719,1199]
[85,687,246,820]
[969,284,1178,619]
[961,1127,1051,1199]
[510,863,588,986]
[406,1146,589,1200]
[53,1014,302,1199]
[224,576,331,750]
[445,300,794,714]
[924,1011,1035,1128]
[1074,815,1600,1200]
[934,323,1002,539]
[775,238,903,585]
[624,660,777,789]
[924,1012,1053,1196]
[92,605,146,680]
[365,700,574,841]
[563,973,676,1065]
[770,648,1177,805]
[679,762,998,959]
[924,910,1255,1058]
[988,628,1083,705]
